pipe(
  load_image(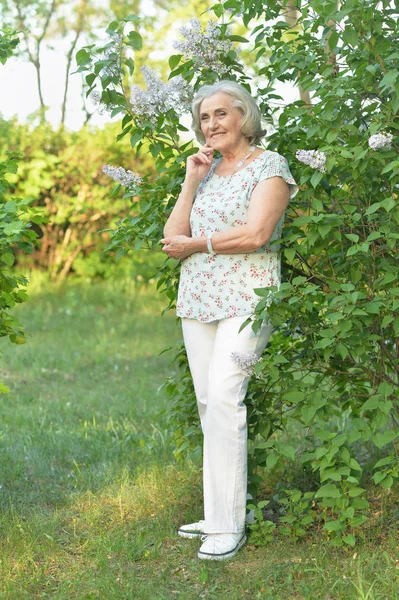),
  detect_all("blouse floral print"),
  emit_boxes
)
[176,150,298,323]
